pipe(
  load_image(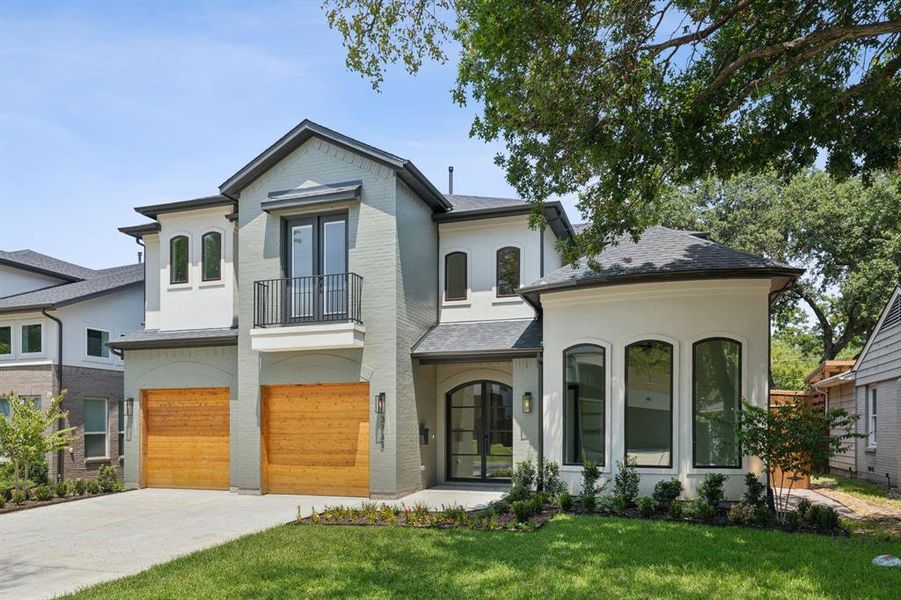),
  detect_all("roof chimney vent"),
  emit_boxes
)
[448,166,454,195]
